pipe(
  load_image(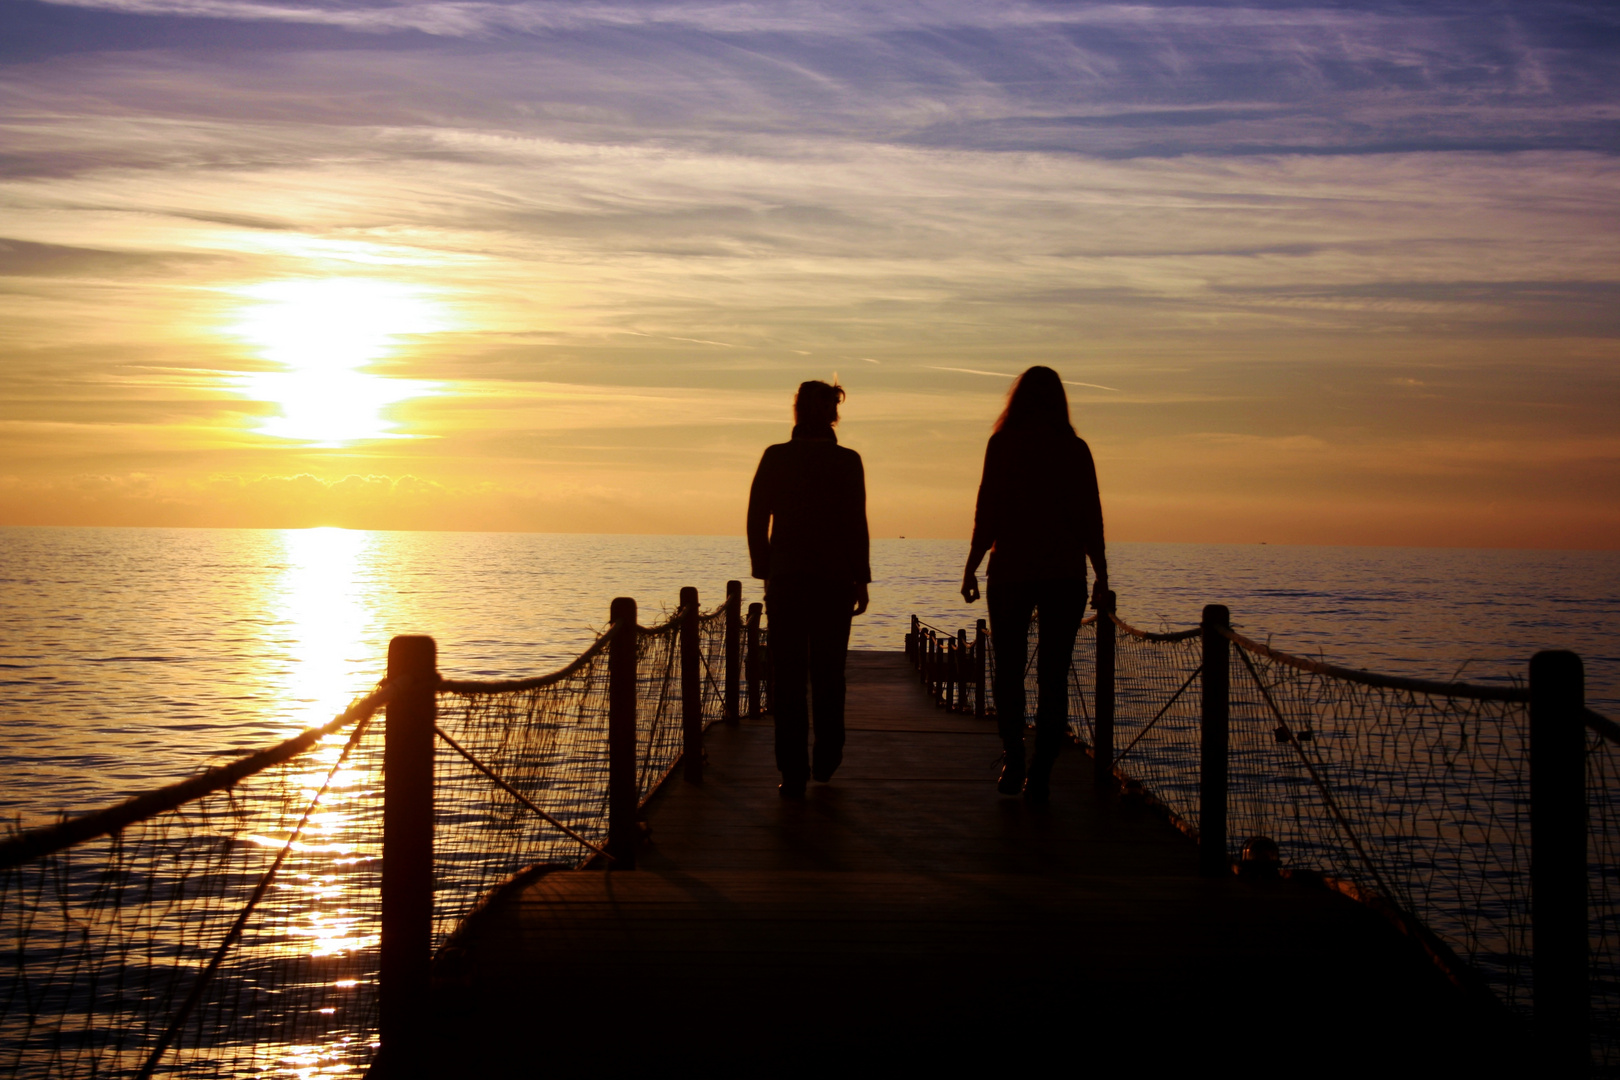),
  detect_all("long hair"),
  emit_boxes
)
[794,379,845,428]
[993,366,1074,435]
